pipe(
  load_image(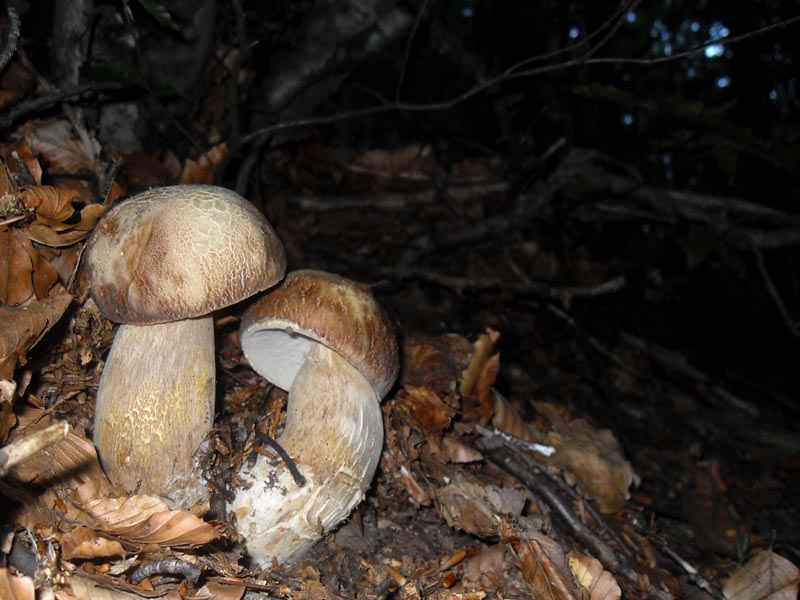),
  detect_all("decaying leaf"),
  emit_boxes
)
[723,551,799,600]
[401,334,473,393]
[74,493,220,547]
[492,389,538,442]
[393,386,456,438]
[67,572,181,600]
[3,138,42,186]
[179,143,228,184]
[60,526,126,560]
[195,580,245,600]
[463,544,507,590]
[460,328,500,399]
[0,568,35,600]
[437,474,527,538]
[25,119,99,175]
[0,419,112,529]
[536,402,639,513]
[518,535,578,600]
[0,283,72,379]
[0,228,60,304]
[22,185,106,247]
[569,550,622,600]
